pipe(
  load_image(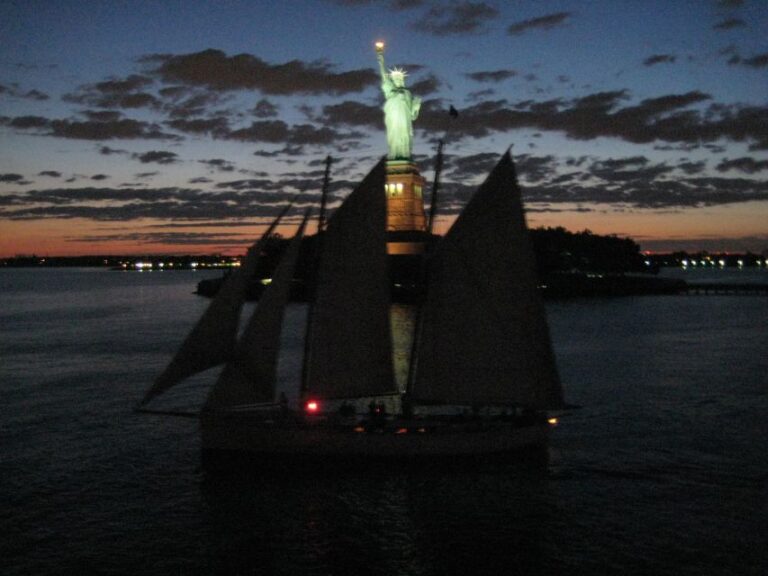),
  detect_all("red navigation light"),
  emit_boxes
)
[305,400,319,413]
